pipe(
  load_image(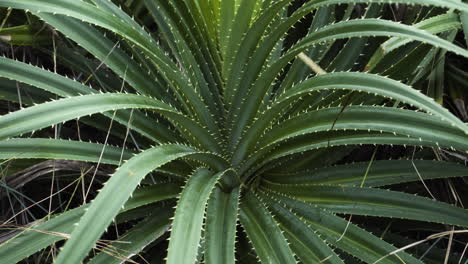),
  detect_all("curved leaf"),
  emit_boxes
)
[143,0,224,119]
[0,0,219,135]
[241,131,445,176]
[122,182,182,212]
[0,138,132,165]
[260,192,424,264]
[234,72,468,164]
[0,57,177,143]
[87,207,172,264]
[261,106,468,152]
[239,192,296,264]
[166,168,227,264]
[54,144,197,264]
[0,93,220,152]
[229,15,468,147]
[0,206,85,264]
[0,186,176,264]
[281,73,468,133]
[36,13,164,99]
[262,184,468,227]
[0,56,94,97]
[265,199,345,263]
[292,16,468,61]
[264,160,468,187]
[205,187,240,264]
[239,106,468,175]
[366,12,462,71]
